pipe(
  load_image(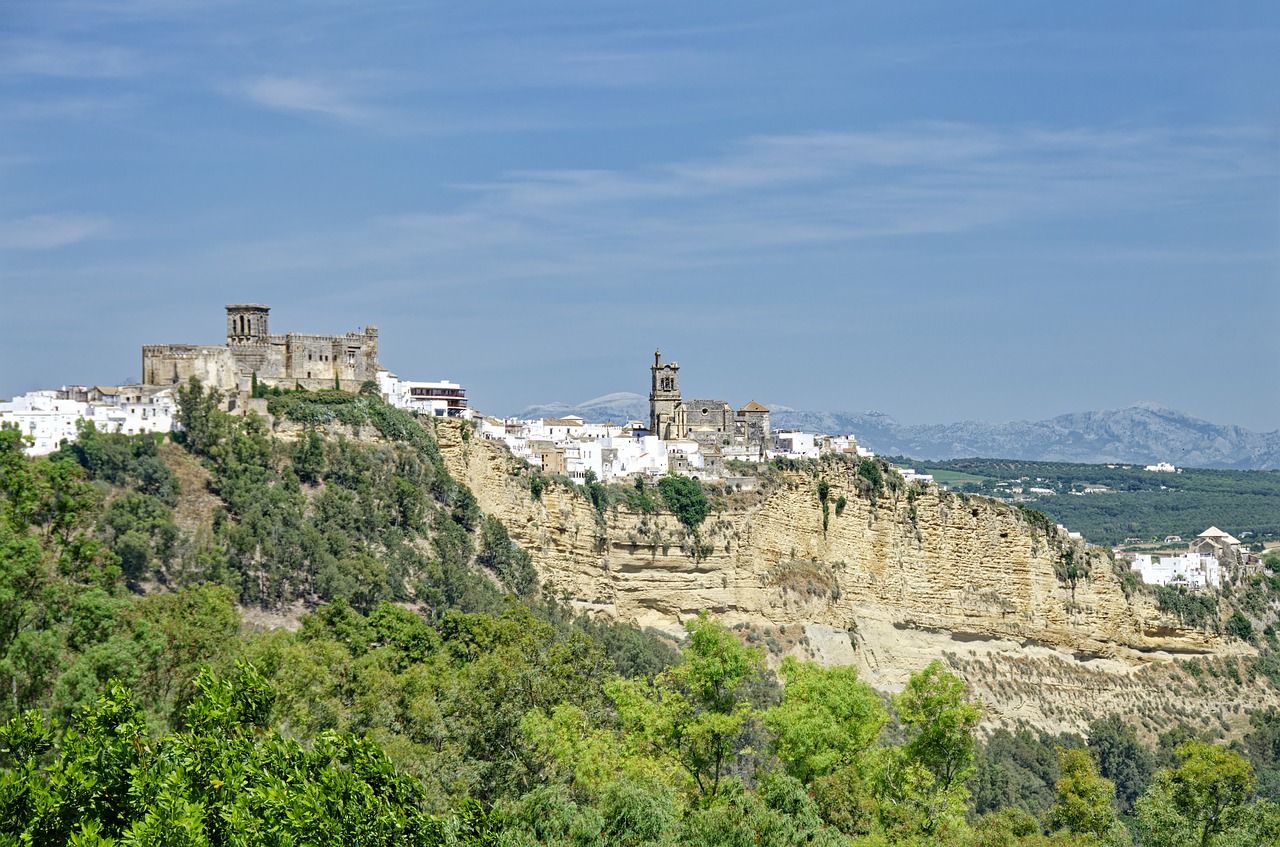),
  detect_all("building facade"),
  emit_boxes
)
[0,386,176,455]
[142,304,380,394]
[646,350,770,455]
[378,371,468,417]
